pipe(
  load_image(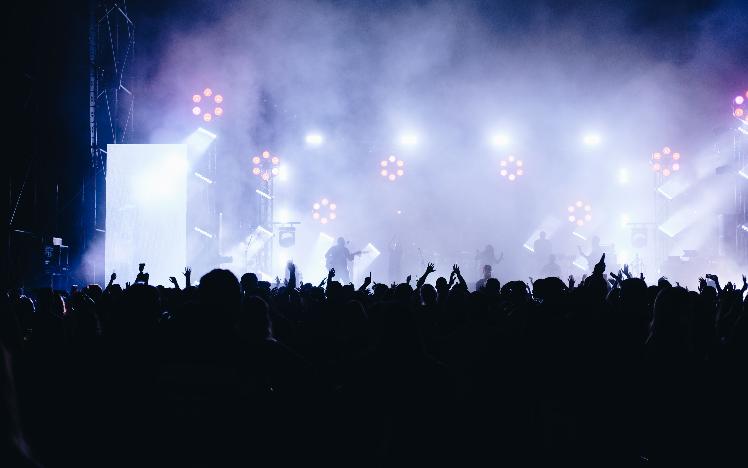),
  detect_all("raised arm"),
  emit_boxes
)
[326,268,335,292]
[452,264,468,291]
[183,267,192,288]
[288,261,297,290]
[358,272,372,293]
[416,263,436,289]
